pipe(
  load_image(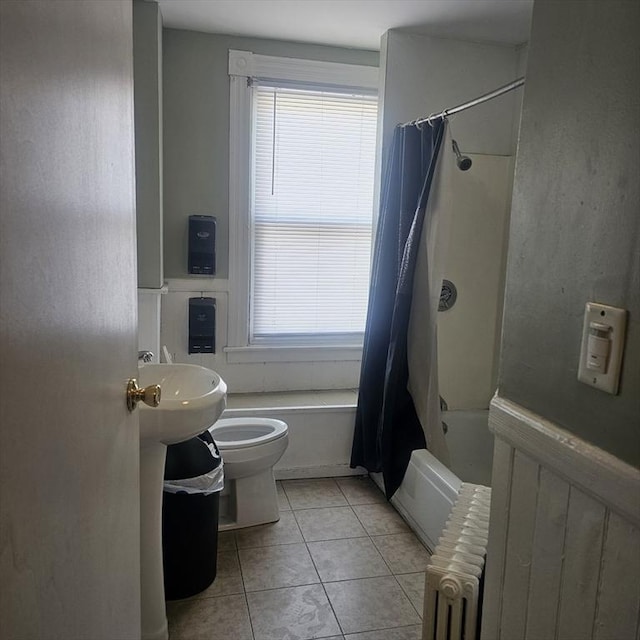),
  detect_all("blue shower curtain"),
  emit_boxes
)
[350,119,446,499]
